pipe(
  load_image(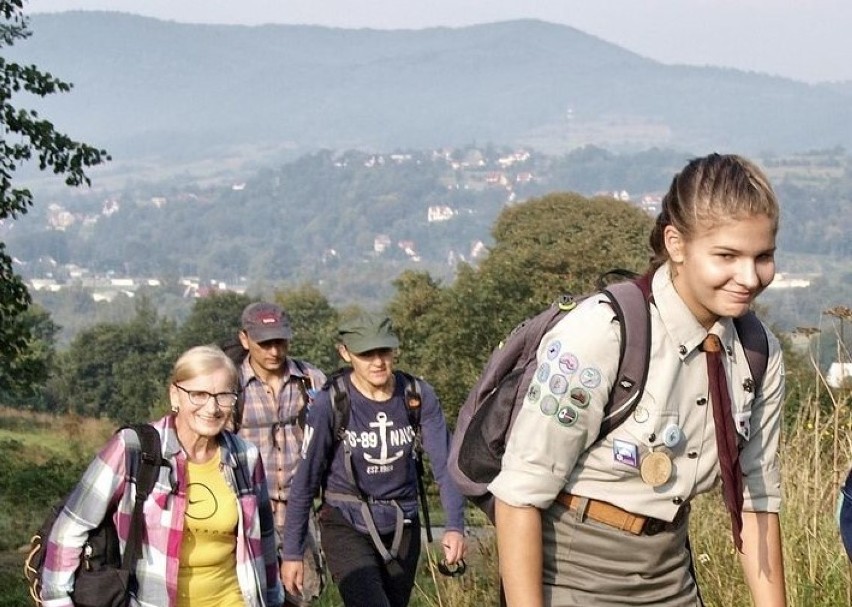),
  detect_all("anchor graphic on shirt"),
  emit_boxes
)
[363,412,404,465]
